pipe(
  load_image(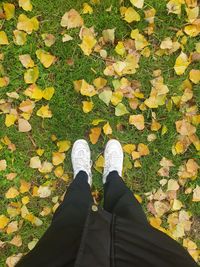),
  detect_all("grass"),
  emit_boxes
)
[0,0,200,265]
